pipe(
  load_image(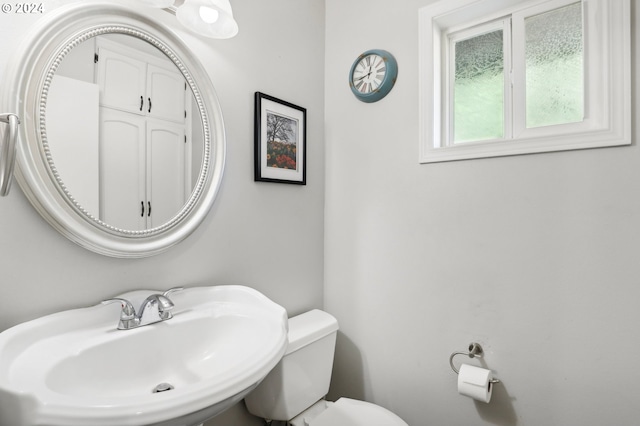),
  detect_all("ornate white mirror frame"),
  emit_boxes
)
[2,1,226,258]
